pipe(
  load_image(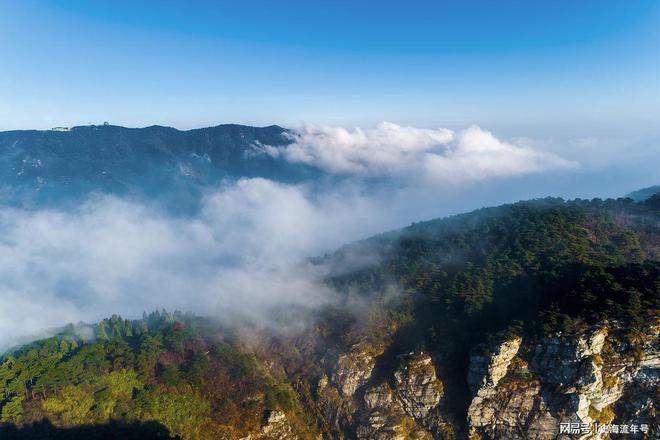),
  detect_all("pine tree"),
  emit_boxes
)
[139,319,148,335]
[97,321,109,341]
